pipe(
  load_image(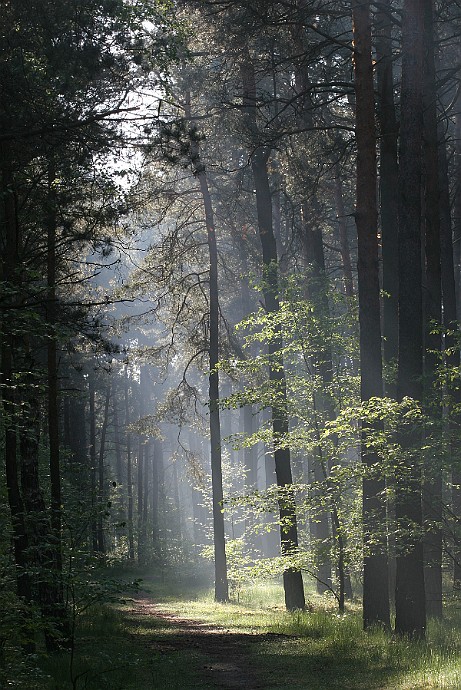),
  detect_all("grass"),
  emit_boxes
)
[29,571,461,689]
[36,602,215,690]
[142,576,461,690]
